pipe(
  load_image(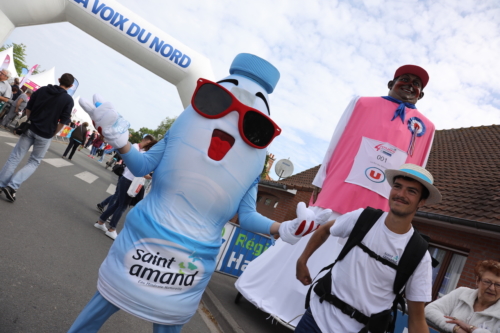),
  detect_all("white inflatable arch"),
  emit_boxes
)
[0,0,215,108]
